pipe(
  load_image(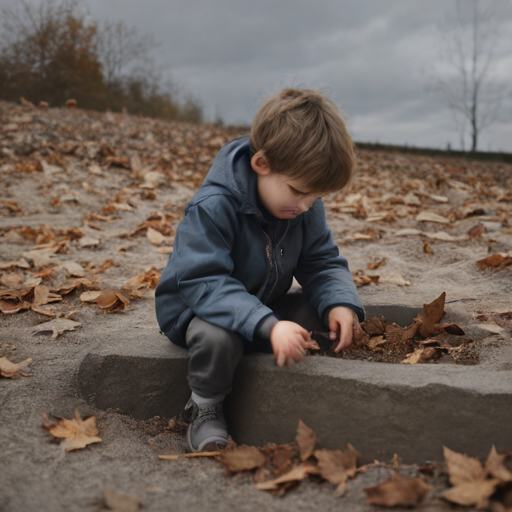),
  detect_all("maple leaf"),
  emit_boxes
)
[296,420,317,461]
[43,409,102,451]
[485,445,512,483]
[314,447,357,495]
[33,318,82,340]
[218,445,266,472]
[0,357,32,378]
[441,446,500,508]
[364,475,431,507]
